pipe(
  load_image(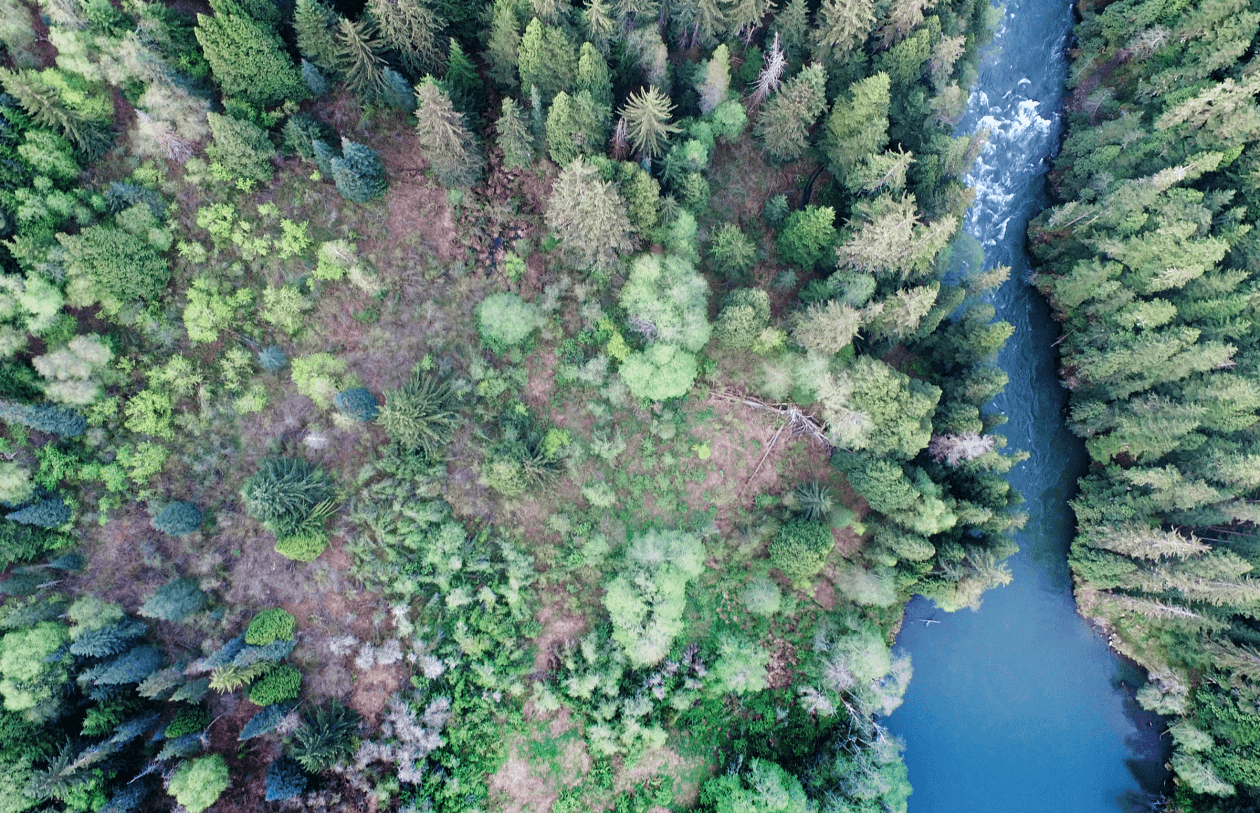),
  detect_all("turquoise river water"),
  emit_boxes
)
[886,0,1171,810]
